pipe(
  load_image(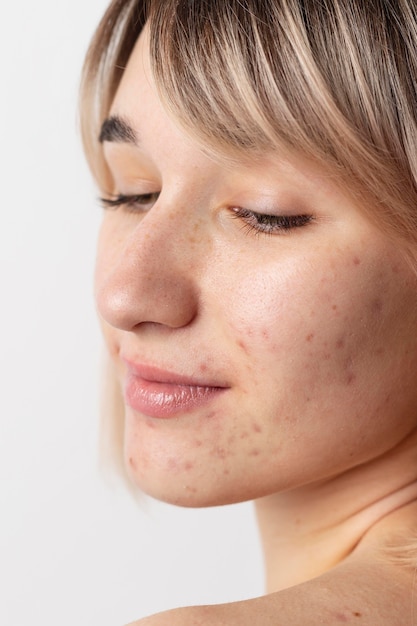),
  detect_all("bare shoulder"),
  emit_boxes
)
[126,555,413,626]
